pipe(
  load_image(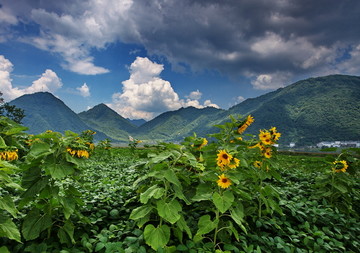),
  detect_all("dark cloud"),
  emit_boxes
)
[1,0,359,88]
